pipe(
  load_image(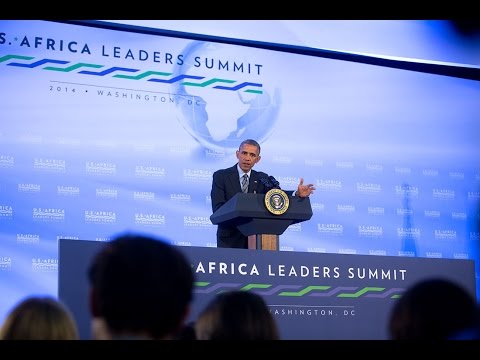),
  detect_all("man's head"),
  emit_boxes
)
[388,278,476,340]
[87,233,194,339]
[236,139,261,172]
[195,290,280,340]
